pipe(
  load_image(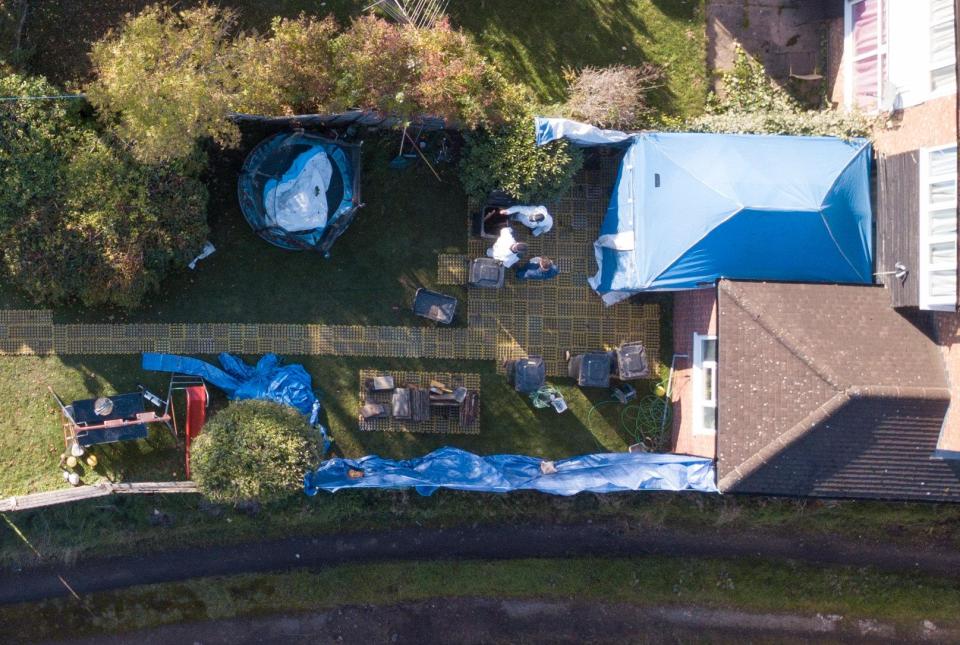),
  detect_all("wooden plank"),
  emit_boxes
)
[0,481,198,513]
[876,151,920,308]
